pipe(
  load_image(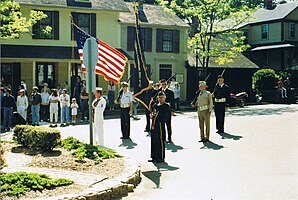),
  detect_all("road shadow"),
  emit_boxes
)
[200,141,224,150]
[165,142,183,153]
[142,170,162,189]
[227,106,298,117]
[153,162,180,172]
[118,139,137,149]
[219,132,243,140]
